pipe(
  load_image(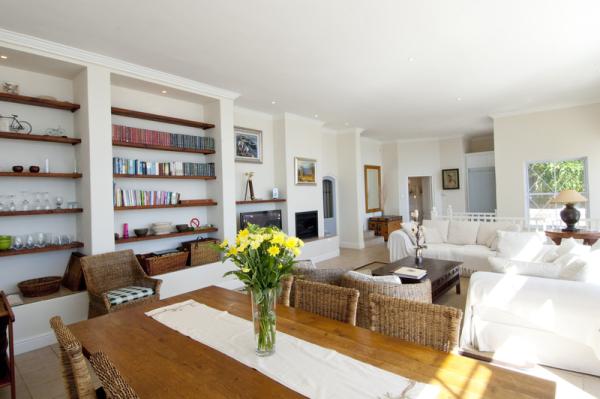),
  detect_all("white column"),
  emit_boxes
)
[337,129,365,249]
[73,66,115,254]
